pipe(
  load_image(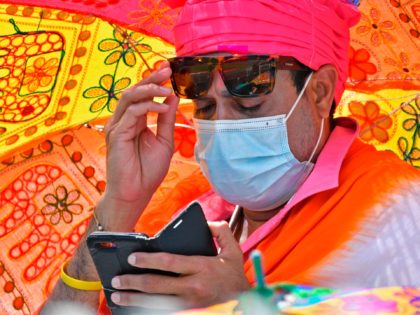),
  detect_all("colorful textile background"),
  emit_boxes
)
[340,0,420,166]
[177,286,420,314]
[0,2,177,158]
[0,0,418,314]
